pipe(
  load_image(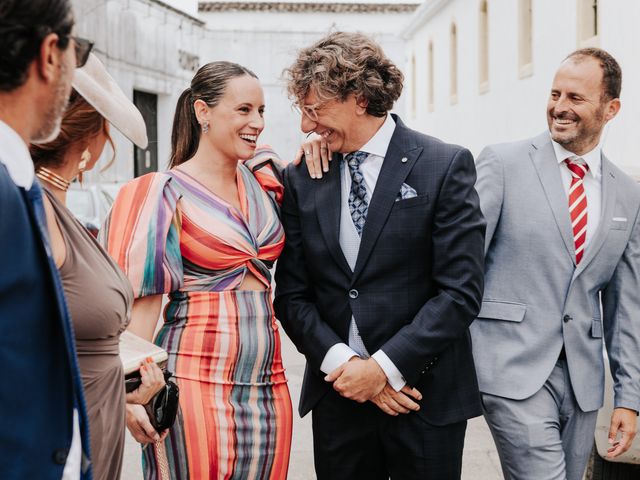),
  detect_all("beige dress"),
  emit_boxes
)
[45,188,133,480]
